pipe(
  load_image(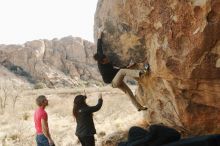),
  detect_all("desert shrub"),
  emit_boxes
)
[0,79,12,113]
[22,113,29,121]
[34,82,46,89]
[0,79,24,114]
[98,131,106,138]
[100,131,128,146]
[9,134,20,141]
